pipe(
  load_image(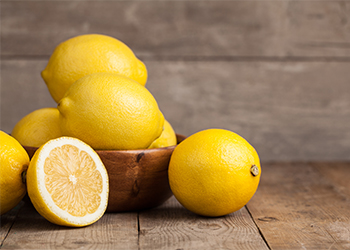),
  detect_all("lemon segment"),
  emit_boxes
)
[0,131,30,215]
[168,129,261,217]
[11,107,62,147]
[27,137,109,227]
